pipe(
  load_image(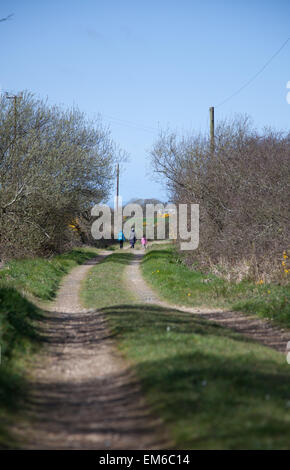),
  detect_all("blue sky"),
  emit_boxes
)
[1,0,289,204]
